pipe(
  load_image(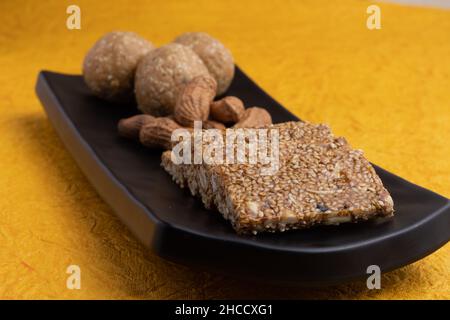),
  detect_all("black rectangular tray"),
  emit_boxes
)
[36,68,450,286]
